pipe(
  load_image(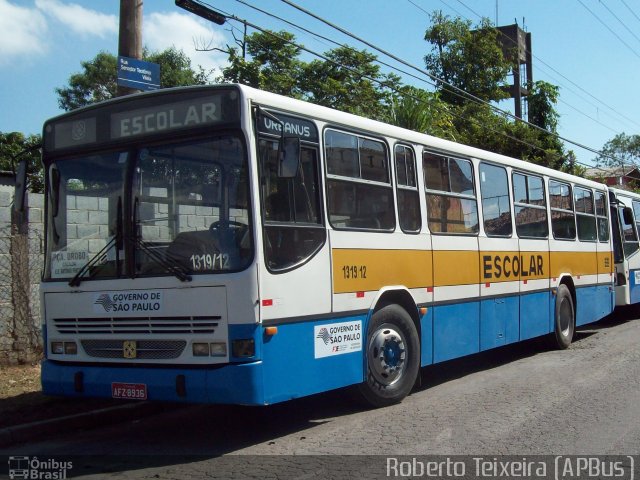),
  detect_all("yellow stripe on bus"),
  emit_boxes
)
[331,248,613,294]
[332,249,432,294]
